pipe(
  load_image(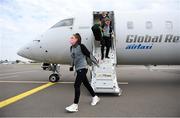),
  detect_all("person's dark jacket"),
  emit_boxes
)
[91,24,102,41]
